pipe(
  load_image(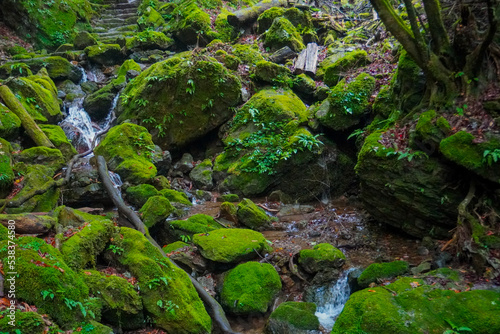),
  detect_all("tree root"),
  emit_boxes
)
[95,155,239,334]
